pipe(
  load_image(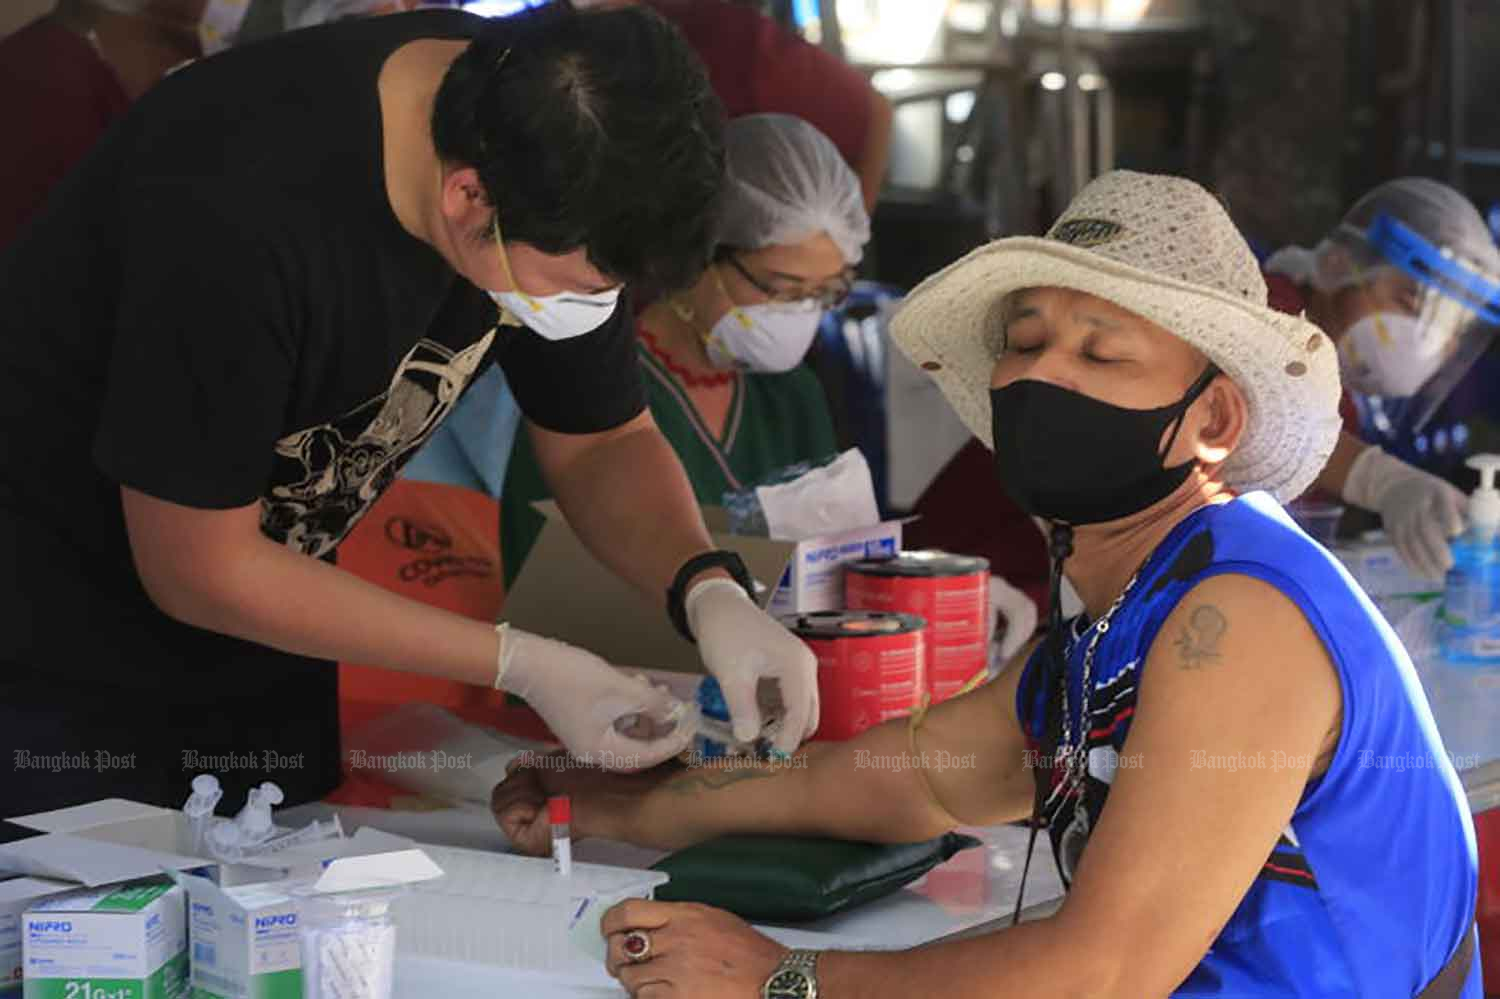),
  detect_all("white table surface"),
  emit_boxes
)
[295,647,1500,997]
[278,799,1065,998]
